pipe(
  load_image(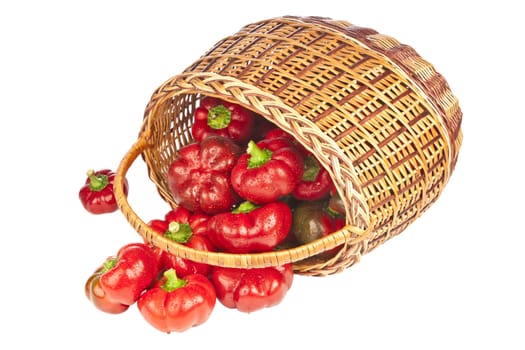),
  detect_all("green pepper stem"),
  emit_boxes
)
[208,105,232,129]
[232,201,259,214]
[247,140,273,169]
[326,205,344,218]
[87,169,109,192]
[164,221,193,243]
[101,257,118,273]
[302,155,321,181]
[162,268,187,292]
